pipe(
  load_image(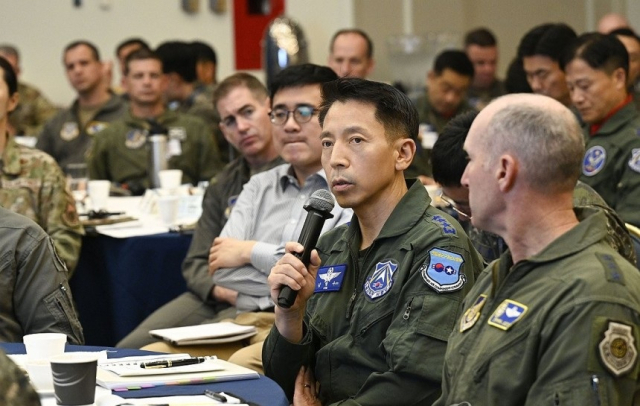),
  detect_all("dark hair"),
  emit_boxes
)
[155,41,197,83]
[432,110,478,186]
[213,73,268,113]
[464,28,497,47]
[504,58,533,93]
[433,50,474,78]
[116,38,150,58]
[517,23,577,62]
[124,48,162,76]
[319,77,419,142]
[0,44,19,60]
[64,40,100,61]
[191,41,217,64]
[609,27,640,44]
[330,29,374,59]
[0,56,18,95]
[269,63,338,104]
[560,32,629,79]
